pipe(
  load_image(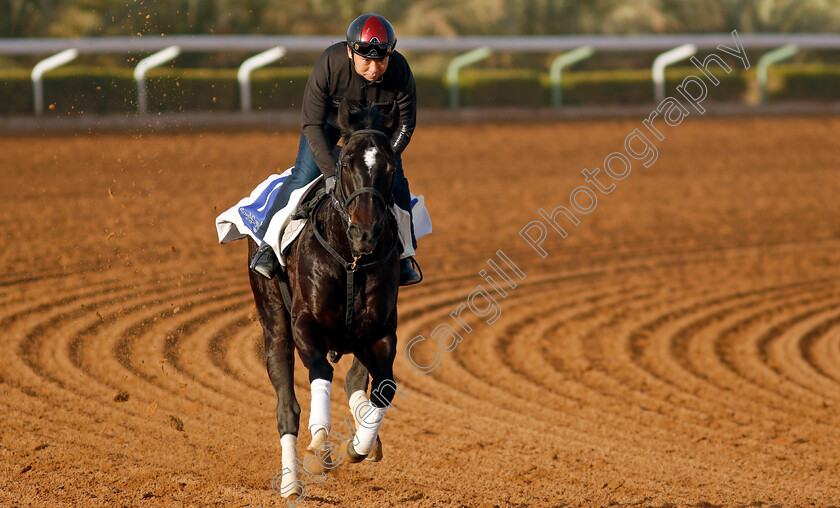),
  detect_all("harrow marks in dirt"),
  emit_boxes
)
[1,117,839,507]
